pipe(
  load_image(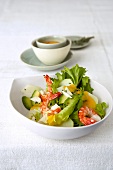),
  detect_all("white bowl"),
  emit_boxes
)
[36,35,67,49]
[31,39,71,65]
[10,76,113,140]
